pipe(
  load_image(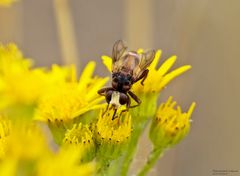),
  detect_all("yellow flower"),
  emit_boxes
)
[0,123,50,176]
[0,44,73,111]
[95,108,131,145]
[0,44,32,73]
[6,124,50,160]
[0,0,17,7]
[34,61,108,144]
[63,123,95,162]
[150,96,196,148]
[0,122,95,176]
[94,108,131,162]
[0,44,35,108]
[37,147,96,176]
[35,61,108,123]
